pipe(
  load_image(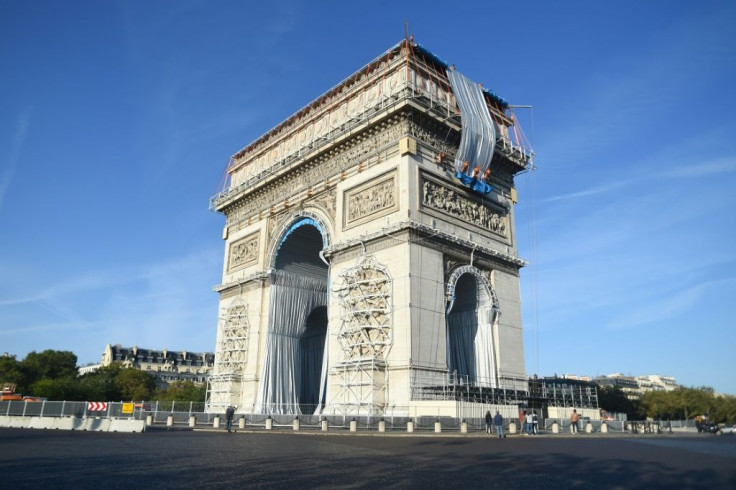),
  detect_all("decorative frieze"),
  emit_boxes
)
[421,174,508,239]
[344,171,399,229]
[224,117,408,228]
[230,67,407,186]
[227,232,260,273]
